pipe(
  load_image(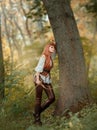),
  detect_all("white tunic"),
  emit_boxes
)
[35,55,52,84]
